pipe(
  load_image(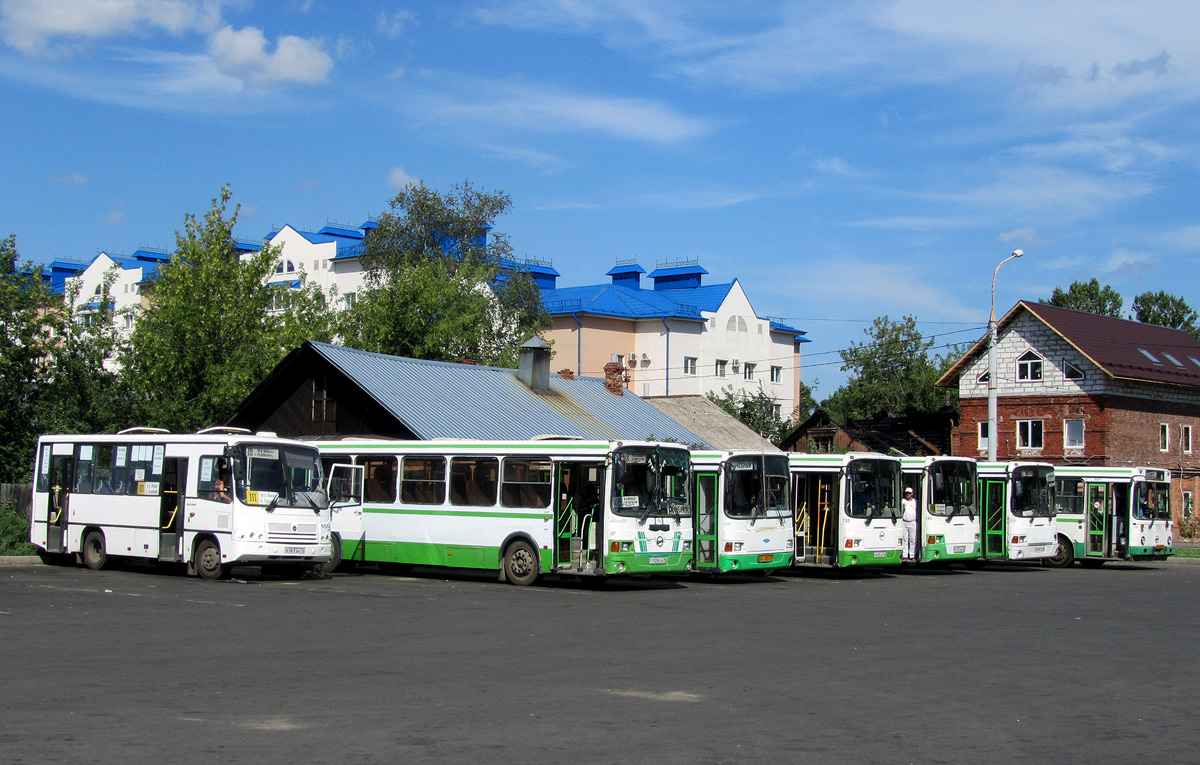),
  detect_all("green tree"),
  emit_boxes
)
[122,186,333,431]
[1132,291,1200,338]
[821,315,957,423]
[706,385,793,445]
[1042,278,1123,317]
[340,181,548,367]
[0,235,57,481]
